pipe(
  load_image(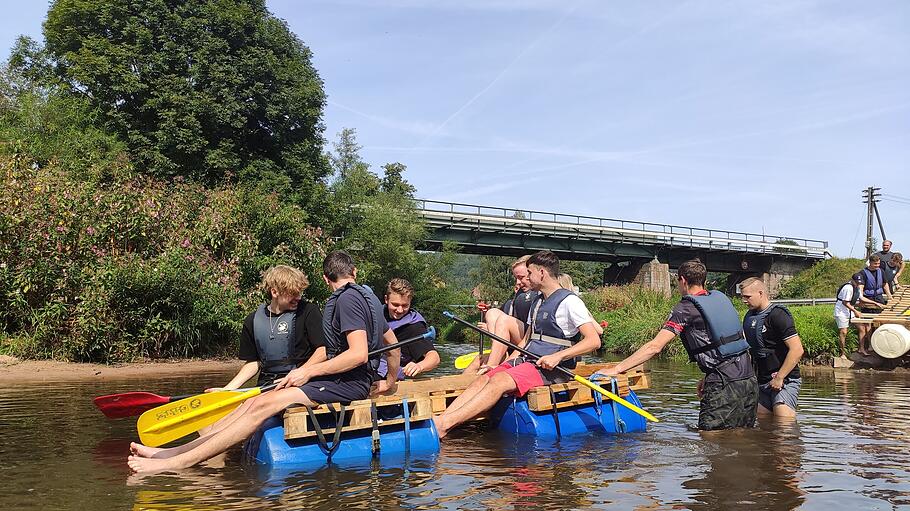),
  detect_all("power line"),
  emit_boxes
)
[882,193,910,202]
